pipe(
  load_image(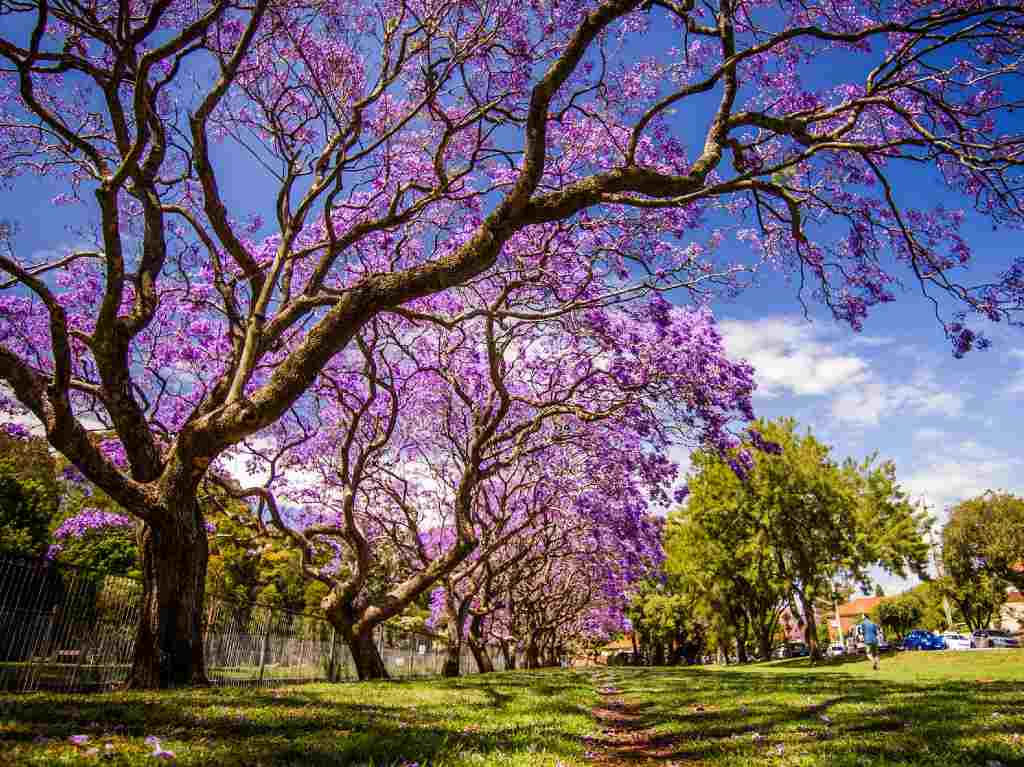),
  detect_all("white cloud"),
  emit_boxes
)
[719,317,869,398]
[720,317,965,427]
[901,442,1024,519]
